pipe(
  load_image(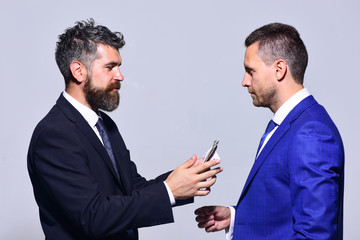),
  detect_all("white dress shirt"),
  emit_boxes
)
[225,88,311,240]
